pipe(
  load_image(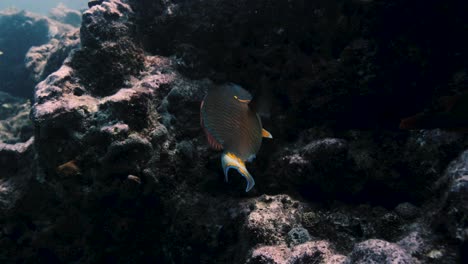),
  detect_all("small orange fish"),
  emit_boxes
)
[56,160,80,177]
[200,84,272,192]
[400,92,468,132]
